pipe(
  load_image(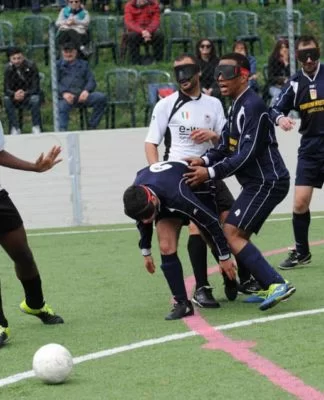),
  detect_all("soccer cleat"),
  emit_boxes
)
[0,326,10,347]
[222,273,238,301]
[238,278,262,295]
[278,249,311,270]
[244,288,270,303]
[259,283,296,311]
[192,286,220,308]
[20,301,64,325]
[165,300,194,320]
